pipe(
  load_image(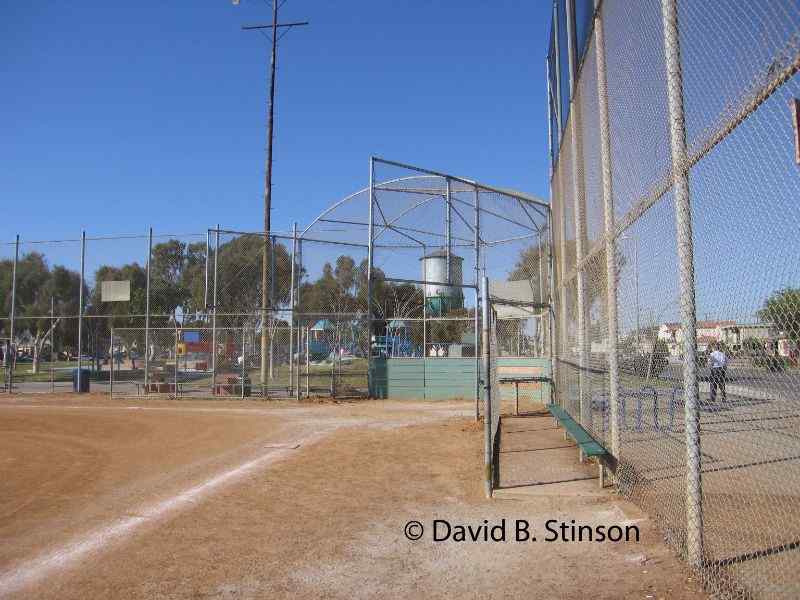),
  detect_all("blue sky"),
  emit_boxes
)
[1,1,552,247]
